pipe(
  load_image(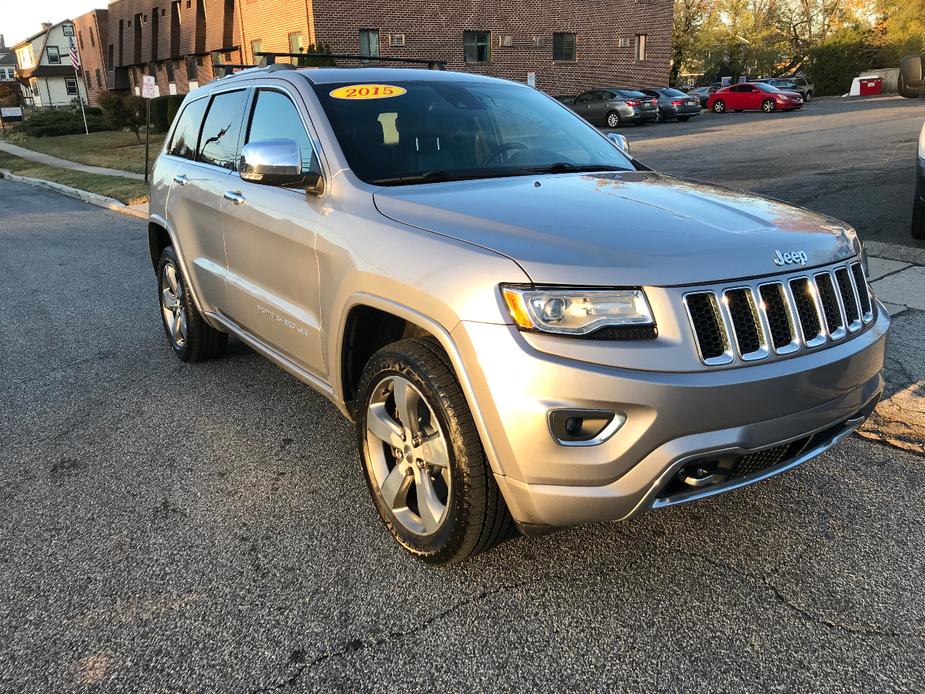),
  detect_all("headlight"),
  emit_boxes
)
[501,285,655,337]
